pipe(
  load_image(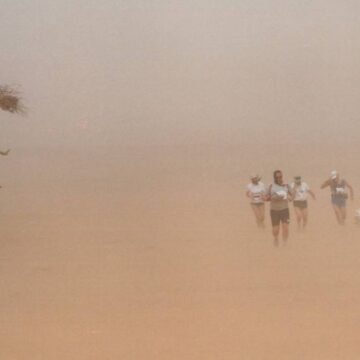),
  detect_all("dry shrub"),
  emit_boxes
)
[0,85,25,114]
